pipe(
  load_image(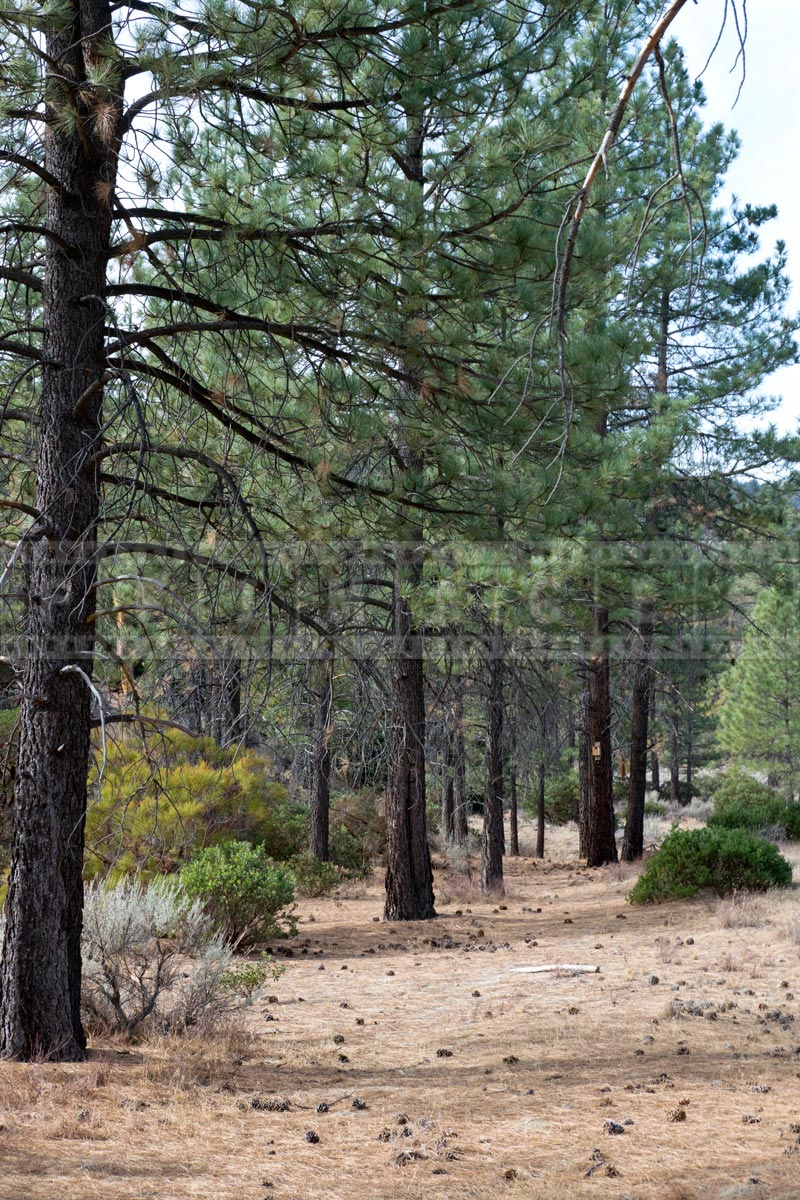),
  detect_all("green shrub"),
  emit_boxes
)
[180,840,296,946]
[330,789,386,866]
[218,956,285,1001]
[708,769,800,840]
[525,772,579,825]
[657,780,700,807]
[288,851,340,897]
[628,827,792,905]
[613,779,628,808]
[644,800,668,817]
[81,877,238,1036]
[710,768,780,811]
